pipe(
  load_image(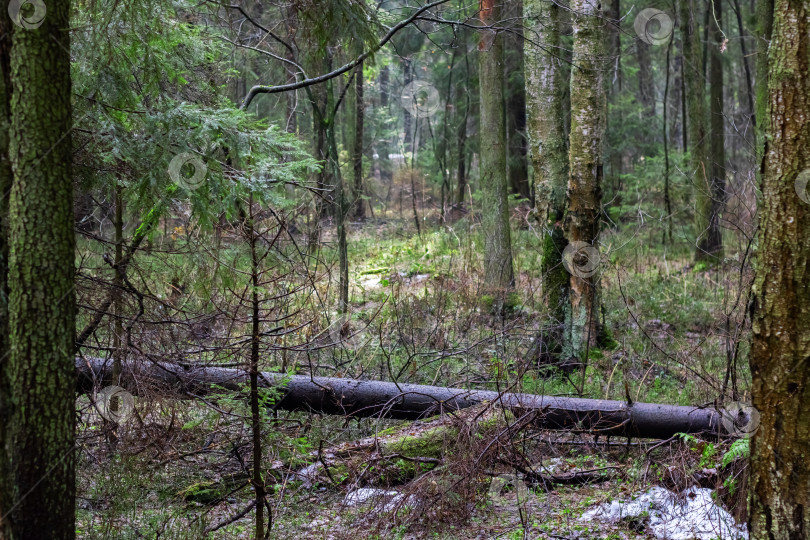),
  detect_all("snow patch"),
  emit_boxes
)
[580,486,748,540]
[344,488,411,512]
